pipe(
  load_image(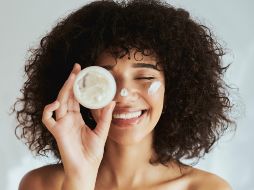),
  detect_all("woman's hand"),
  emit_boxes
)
[42,64,115,186]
